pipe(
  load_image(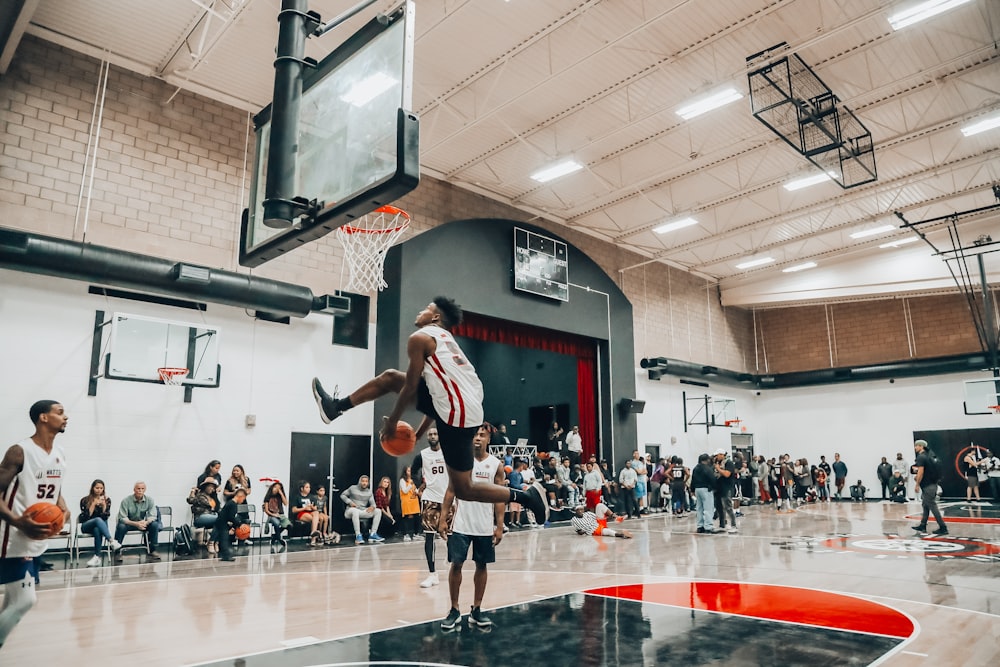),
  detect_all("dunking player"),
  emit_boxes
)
[412,426,449,589]
[313,297,548,522]
[438,423,504,630]
[0,400,69,649]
